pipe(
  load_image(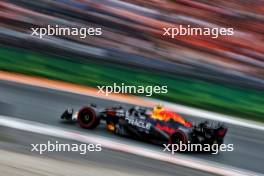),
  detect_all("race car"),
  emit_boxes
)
[61,104,227,148]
